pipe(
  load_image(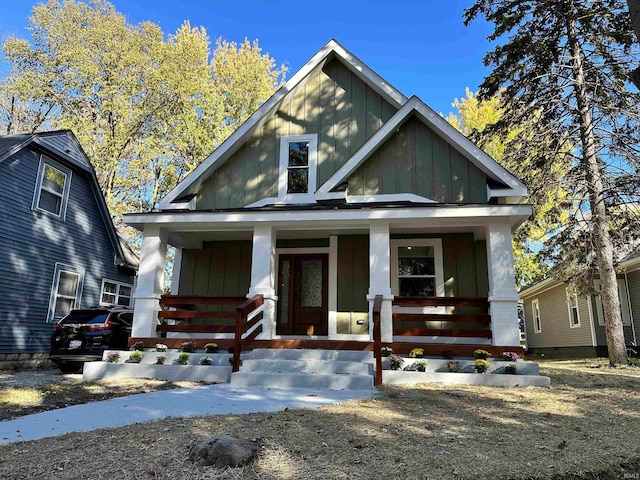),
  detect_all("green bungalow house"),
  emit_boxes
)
[123,40,531,378]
